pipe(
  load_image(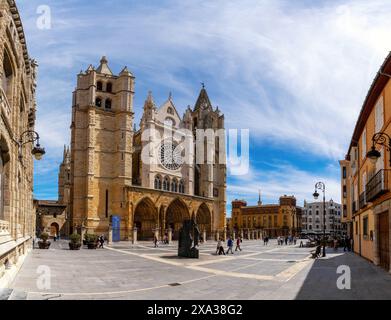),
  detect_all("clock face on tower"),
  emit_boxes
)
[159,141,183,170]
